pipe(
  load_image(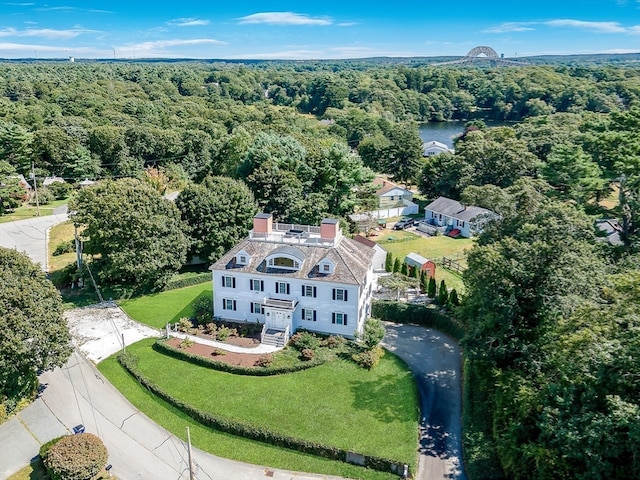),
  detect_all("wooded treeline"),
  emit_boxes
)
[1,60,639,479]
